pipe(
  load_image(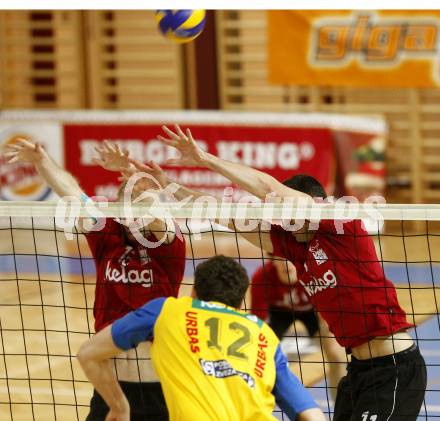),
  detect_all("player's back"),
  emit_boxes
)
[151,296,279,421]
